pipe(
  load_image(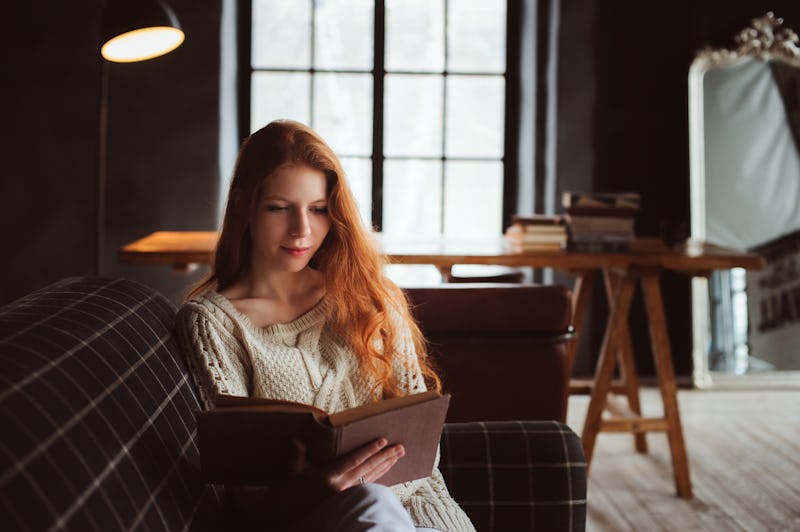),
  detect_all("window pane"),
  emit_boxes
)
[384,75,443,157]
[446,75,504,158]
[313,73,372,156]
[340,157,372,229]
[314,0,373,70]
[383,160,442,236]
[386,0,444,72]
[384,264,443,286]
[251,72,310,132]
[252,0,311,68]
[444,161,503,237]
[447,0,506,73]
